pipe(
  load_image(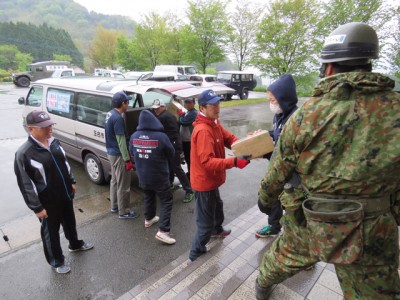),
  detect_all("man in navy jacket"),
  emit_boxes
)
[129,110,176,245]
